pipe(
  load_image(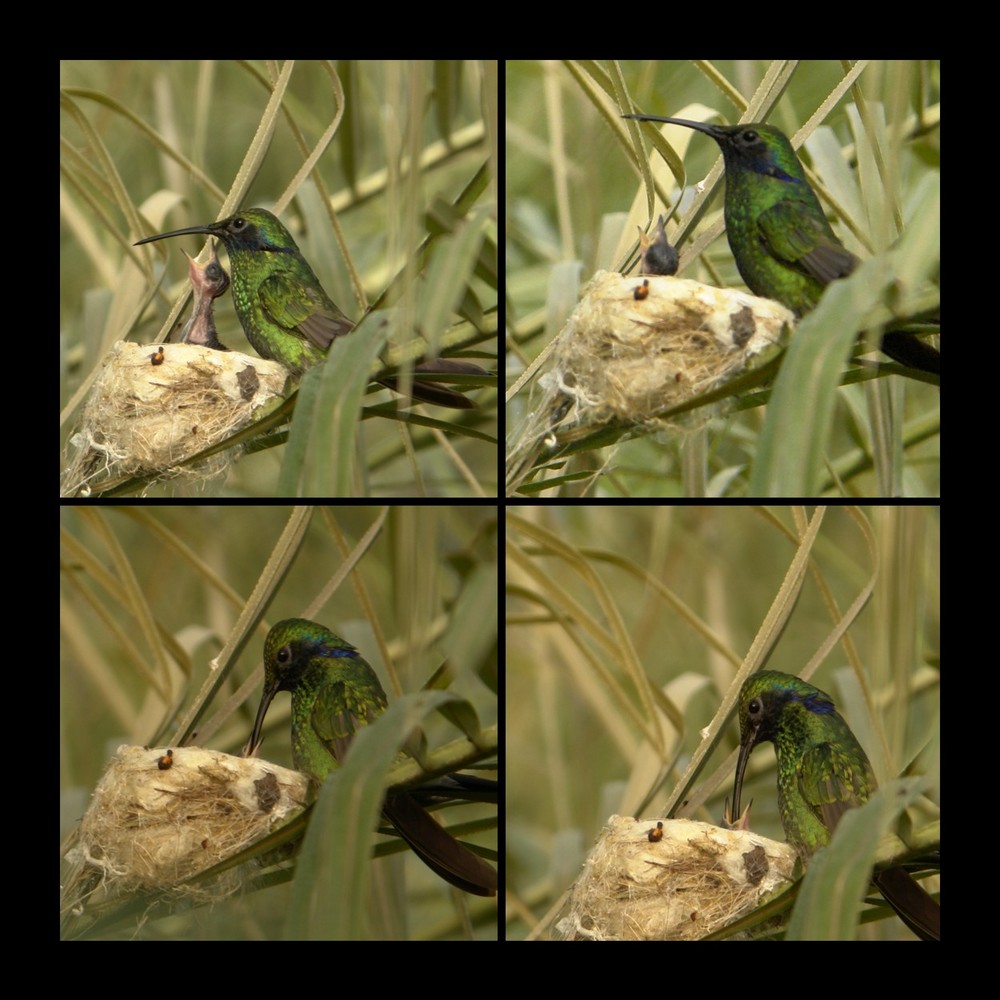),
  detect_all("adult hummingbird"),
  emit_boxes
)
[246,618,497,897]
[622,115,939,374]
[136,209,483,407]
[179,248,230,351]
[733,671,939,940]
